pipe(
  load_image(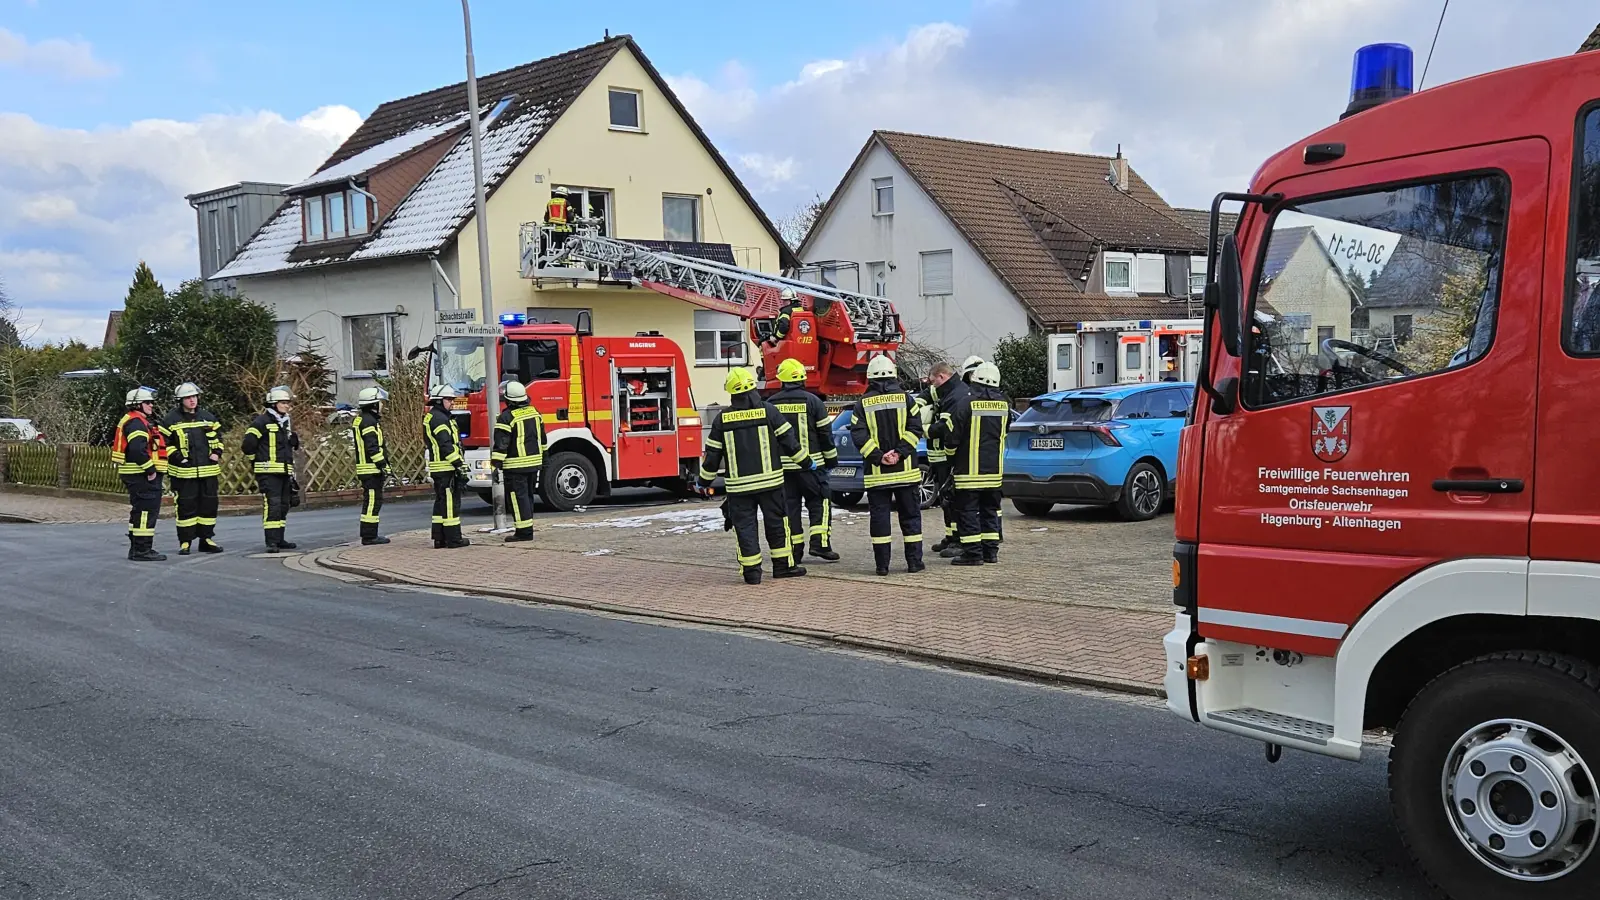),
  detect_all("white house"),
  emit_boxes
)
[799,132,1210,363]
